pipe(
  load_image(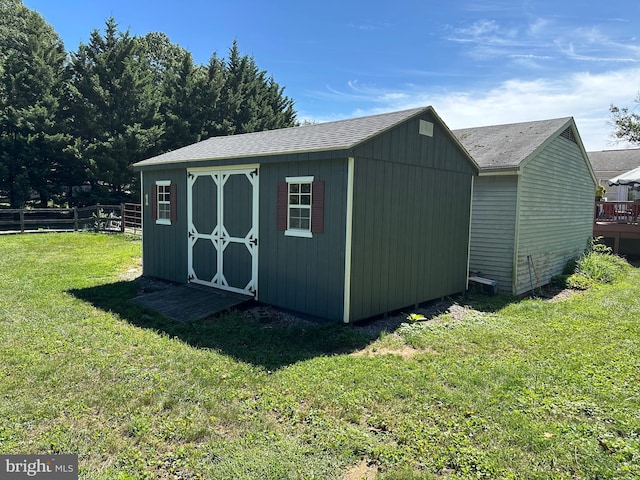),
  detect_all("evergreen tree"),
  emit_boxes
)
[199,52,229,138]
[0,0,68,207]
[1,7,297,208]
[138,32,205,151]
[216,40,296,135]
[66,18,162,203]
